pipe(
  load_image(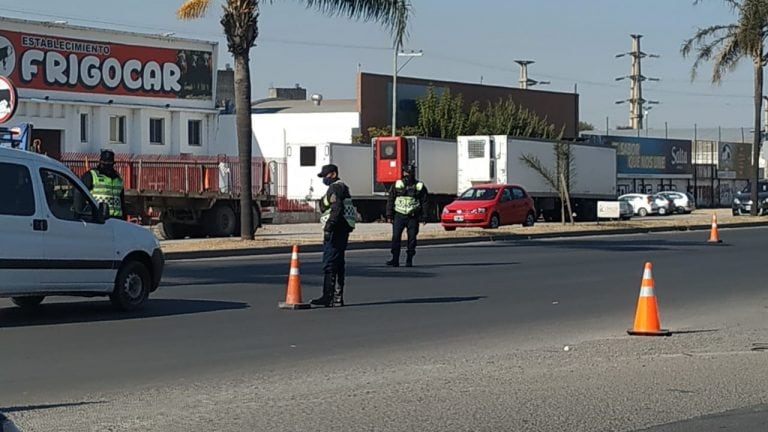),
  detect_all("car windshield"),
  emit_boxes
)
[459,187,499,201]
[741,183,768,193]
